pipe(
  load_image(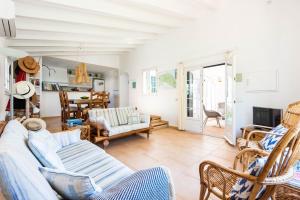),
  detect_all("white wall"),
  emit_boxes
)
[42,66,68,83]
[121,0,300,133]
[0,38,9,120]
[53,55,120,69]
[104,70,119,107]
